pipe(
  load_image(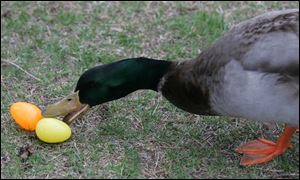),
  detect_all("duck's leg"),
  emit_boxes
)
[235,124,297,166]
